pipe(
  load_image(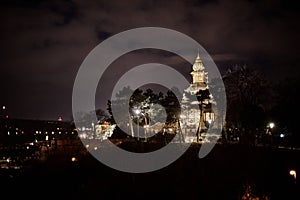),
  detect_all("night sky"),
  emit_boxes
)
[0,0,299,121]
